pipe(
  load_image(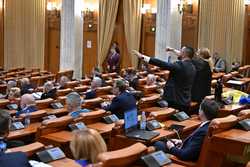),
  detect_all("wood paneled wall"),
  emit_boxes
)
[45,9,60,74]
[243,5,250,65]
[0,0,4,68]
[181,0,199,49]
